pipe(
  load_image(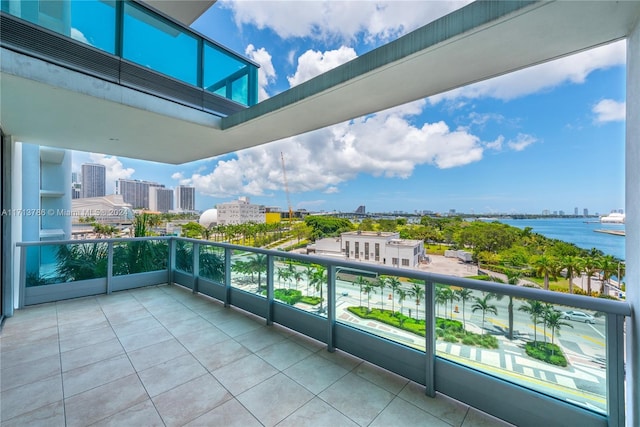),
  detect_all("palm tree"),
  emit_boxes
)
[518,300,545,345]
[363,281,376,312]
[544,309,573,355]
[471,294,498,335]
[454,288,473,329]
[247,254,267,292]
[396,288,407,316]
[309,265,327,313]
[435,285,447,318]
[376,277,387,309]
[440,287,454,319]
[598,255,618,295]
[540,303,554,343]
[505,270,522,340]
[277,267,289,288]
[409,283,425,320]
[580,257,601,295]
[292,269,304,291]
[387,277,401,314]
[446,287,459,319]
[531,254,558,290]
[354,275,367,308]
[559,255,582,294]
